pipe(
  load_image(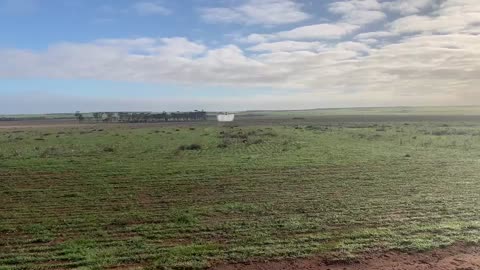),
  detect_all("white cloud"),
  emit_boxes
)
[2,31,480,107]
[247,23,360,43]
[354,31,396,44]
[200,0,310,26]
[247,41,327,52]
[390,14,480,34]
[132,1,171,16]
[355,31,395,40]
[382,0,436,15]
[389,0,480,34]
[95,37,206,56]
[336,41,370,53]
[341,9,386,25]
[329,0,382,14]
[329,0,386,25]
[241,0,386,44]
[239,34,270,44]
[275,23,360,40]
